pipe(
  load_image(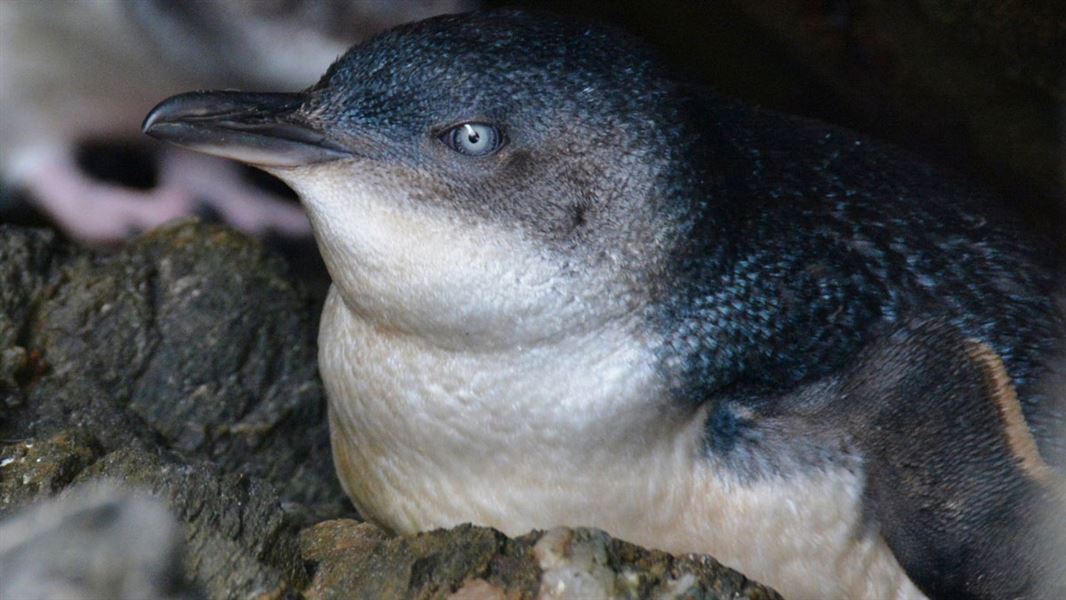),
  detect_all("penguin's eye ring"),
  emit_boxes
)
[441,122,503,157]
